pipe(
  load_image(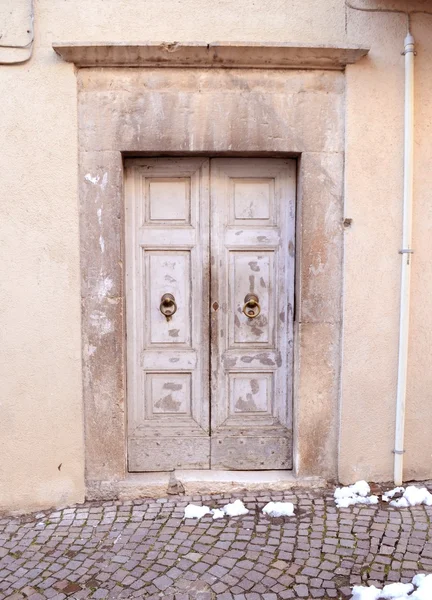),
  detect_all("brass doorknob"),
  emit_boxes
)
[160,293,177,321]
[242,293,261,319]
